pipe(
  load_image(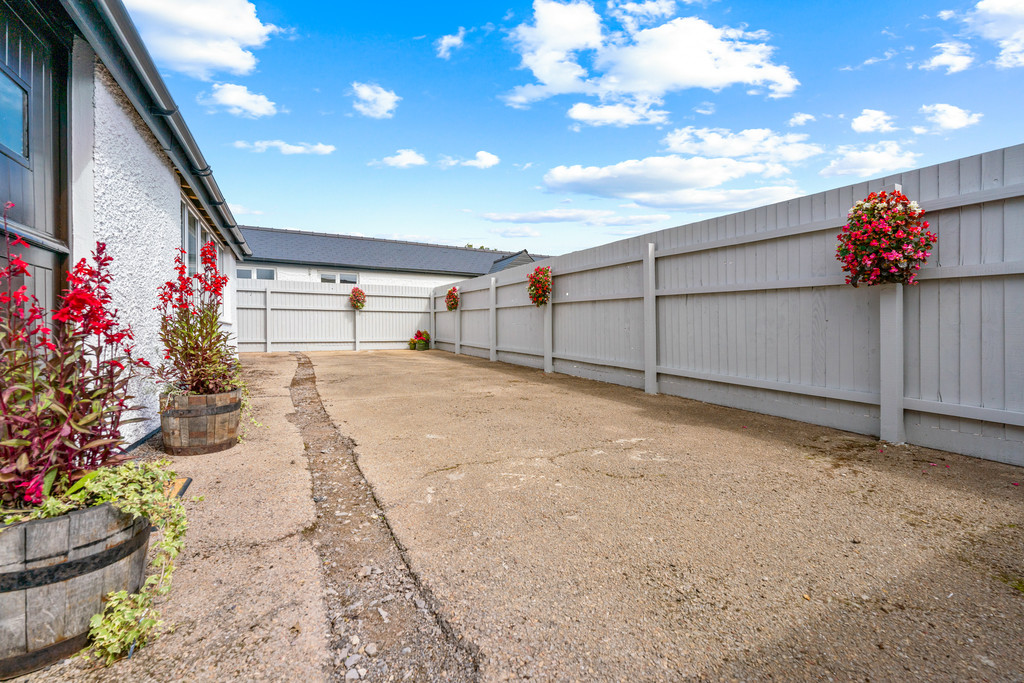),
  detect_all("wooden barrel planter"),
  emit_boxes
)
[0,504,149,679]
[160,389,241,456]
[415,340,428,350]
